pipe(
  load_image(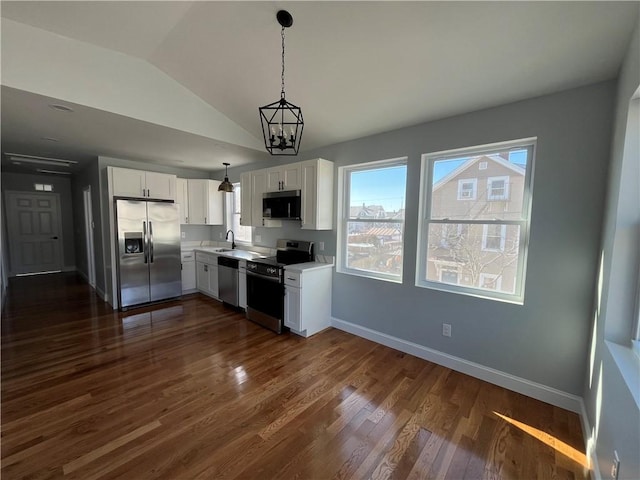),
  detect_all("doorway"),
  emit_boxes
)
[4,191,64,275]
[83,186,96,288]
